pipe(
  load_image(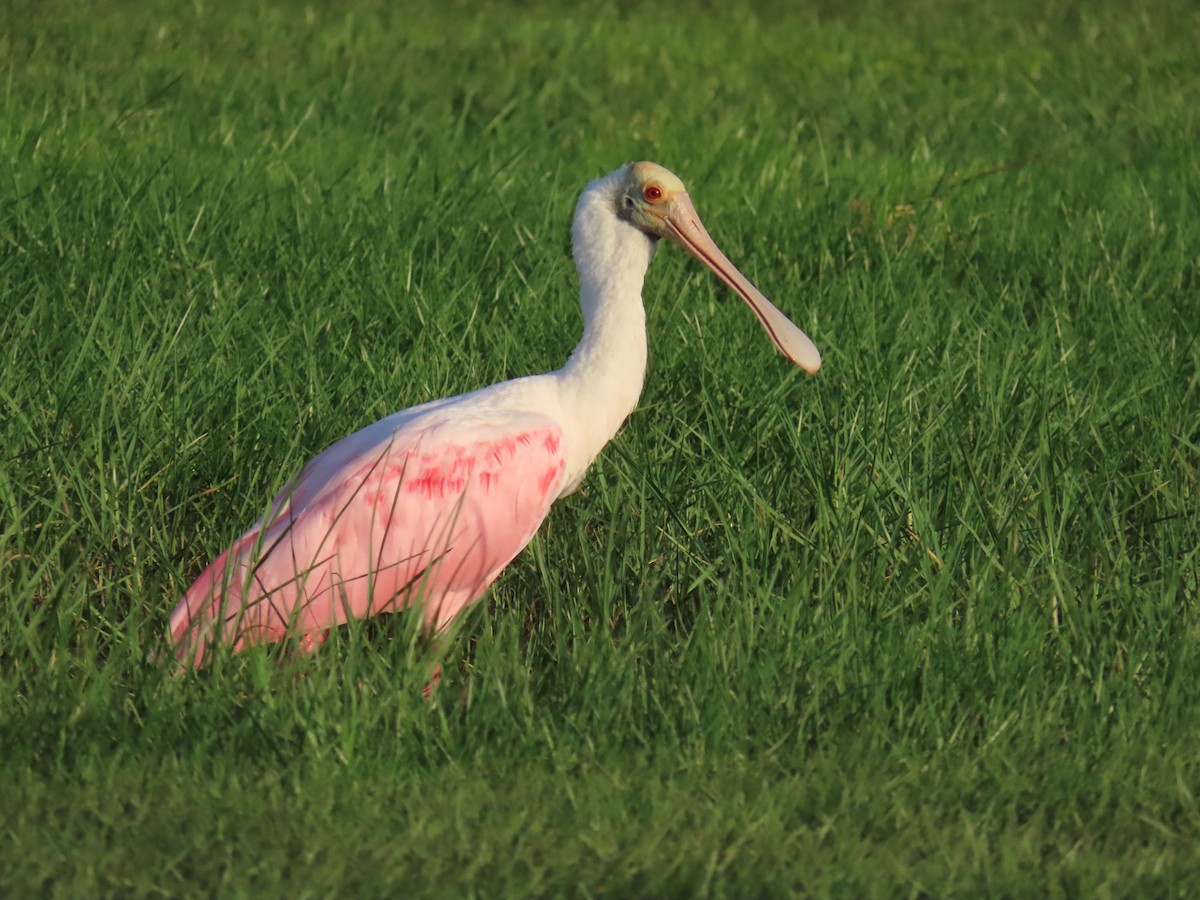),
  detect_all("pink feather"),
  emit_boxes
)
[170,410,566,665]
